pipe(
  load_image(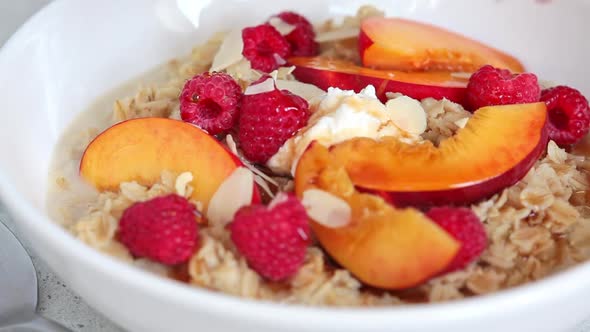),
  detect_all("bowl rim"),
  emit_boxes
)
[1,0,589,328]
